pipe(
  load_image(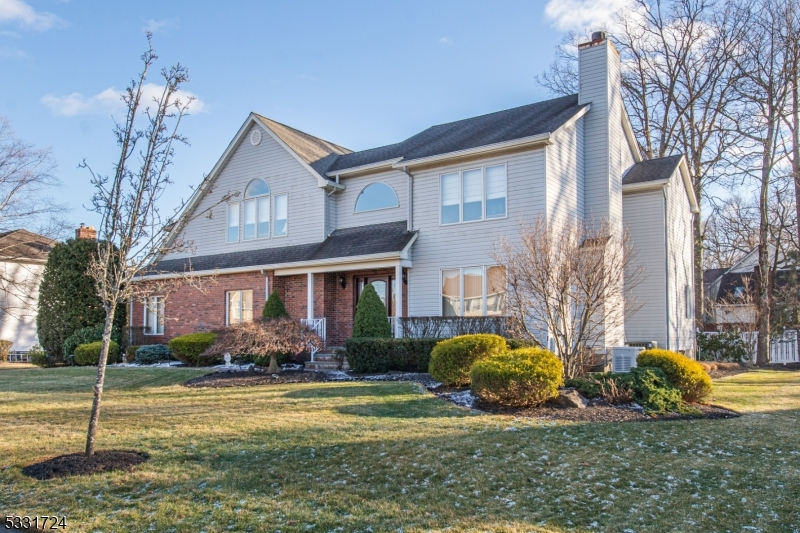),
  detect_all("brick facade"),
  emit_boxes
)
[133,267,409,348]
